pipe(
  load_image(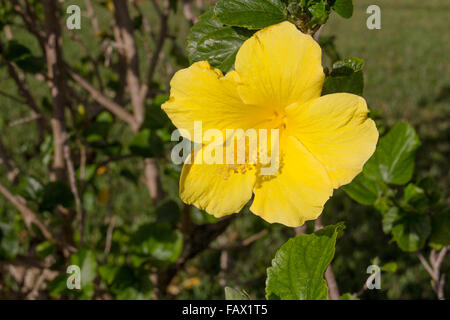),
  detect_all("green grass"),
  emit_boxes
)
[323,0,450,124]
